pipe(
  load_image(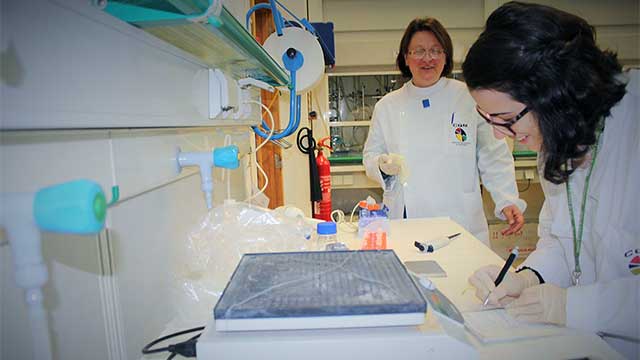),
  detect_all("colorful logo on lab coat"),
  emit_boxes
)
[450,112,470,144]
[628,255,640,275]
[455,128,467,142]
